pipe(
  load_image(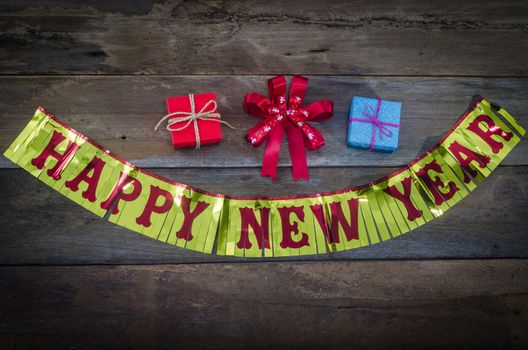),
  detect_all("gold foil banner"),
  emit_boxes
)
[3,98,525,257]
